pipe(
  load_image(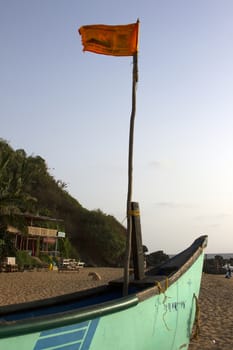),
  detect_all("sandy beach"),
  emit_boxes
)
[0,268,124,306]
[0,269,232,349]
[189,273,233,350]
